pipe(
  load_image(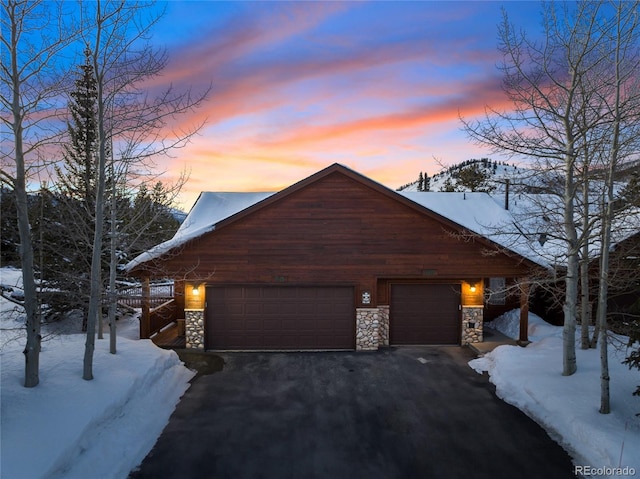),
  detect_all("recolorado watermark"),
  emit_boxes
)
[574,465,636,476]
